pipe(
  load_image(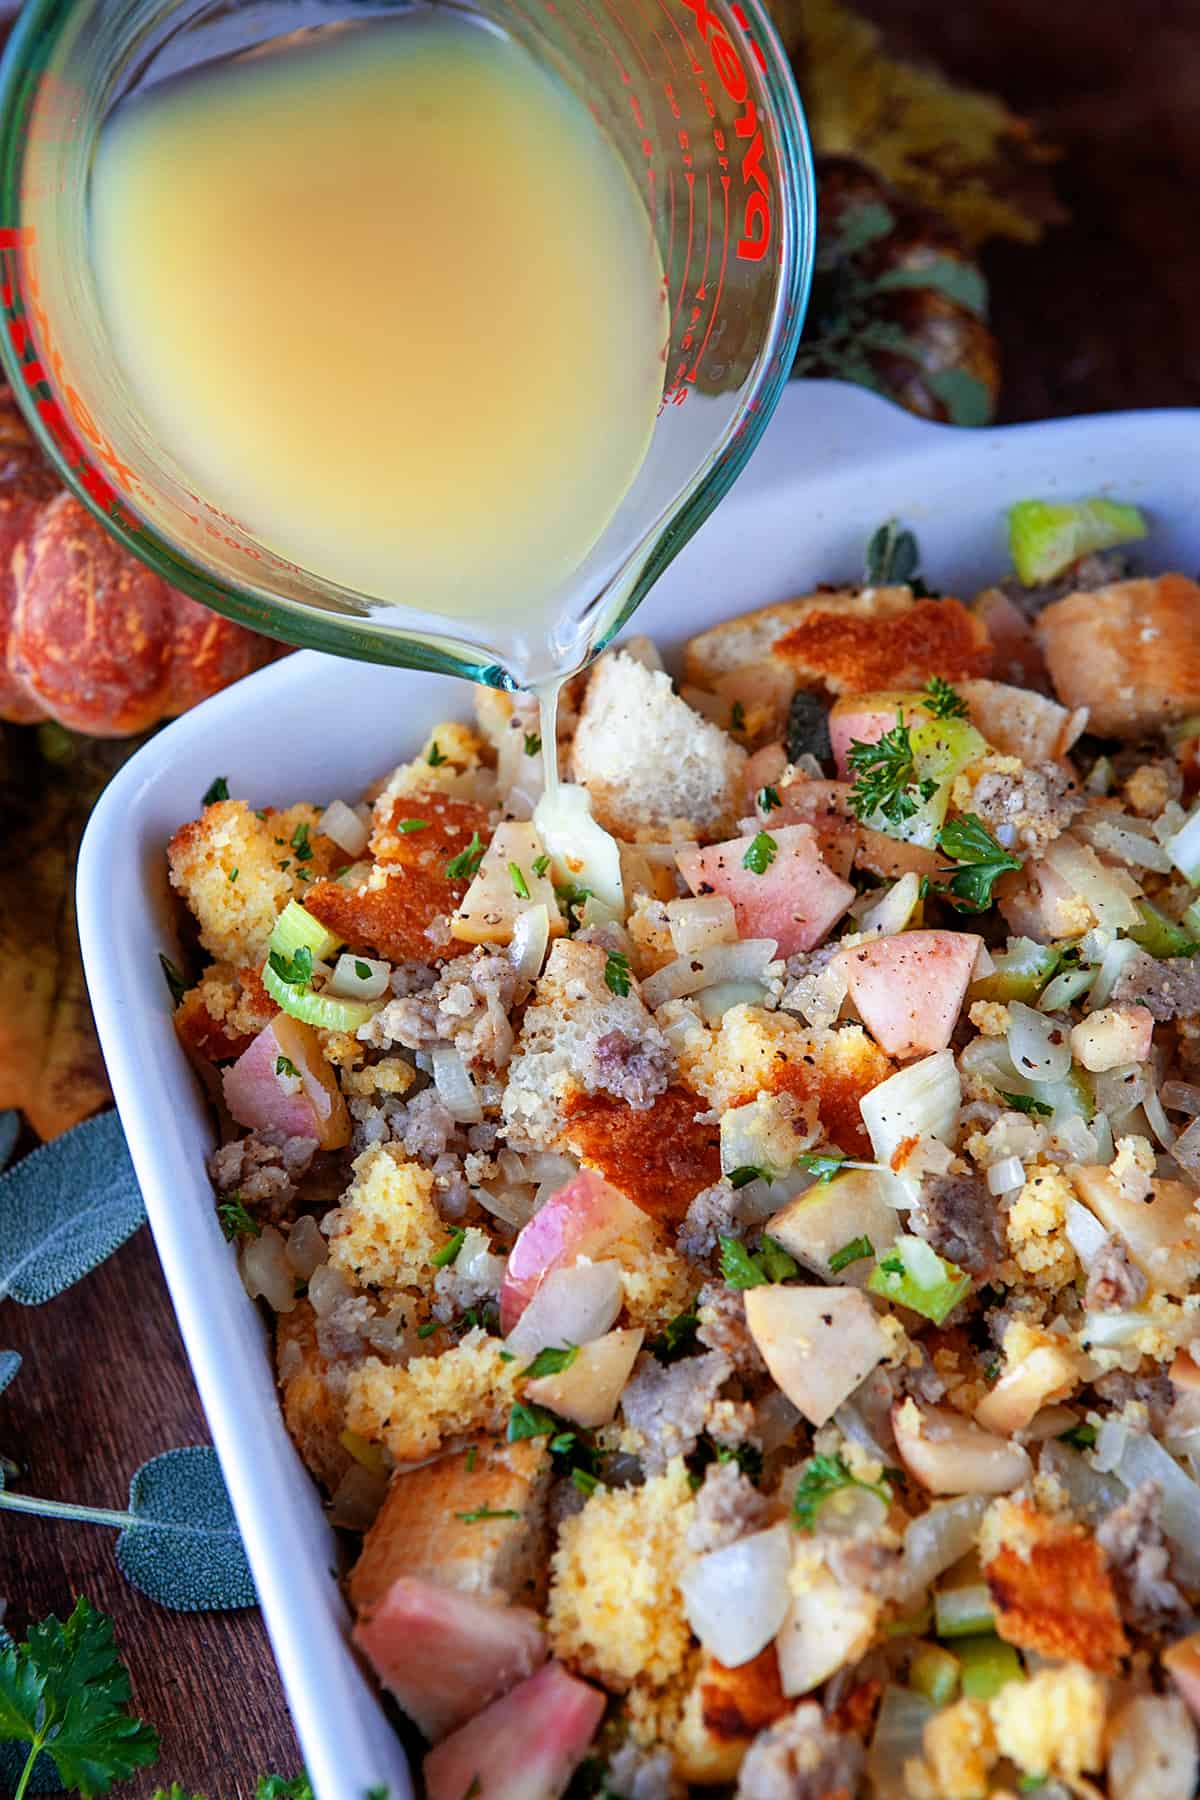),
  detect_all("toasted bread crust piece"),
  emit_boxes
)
[1036,574,1200,737]
[275,1301,350,1494]
[984,1505,1129,1673]
[775,596,991,694]
[684,586,915,685]
[698,1646,789,1740]
[560,1083,722,1223]
[349,1437,551,1616]
[175,962,275,1062]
